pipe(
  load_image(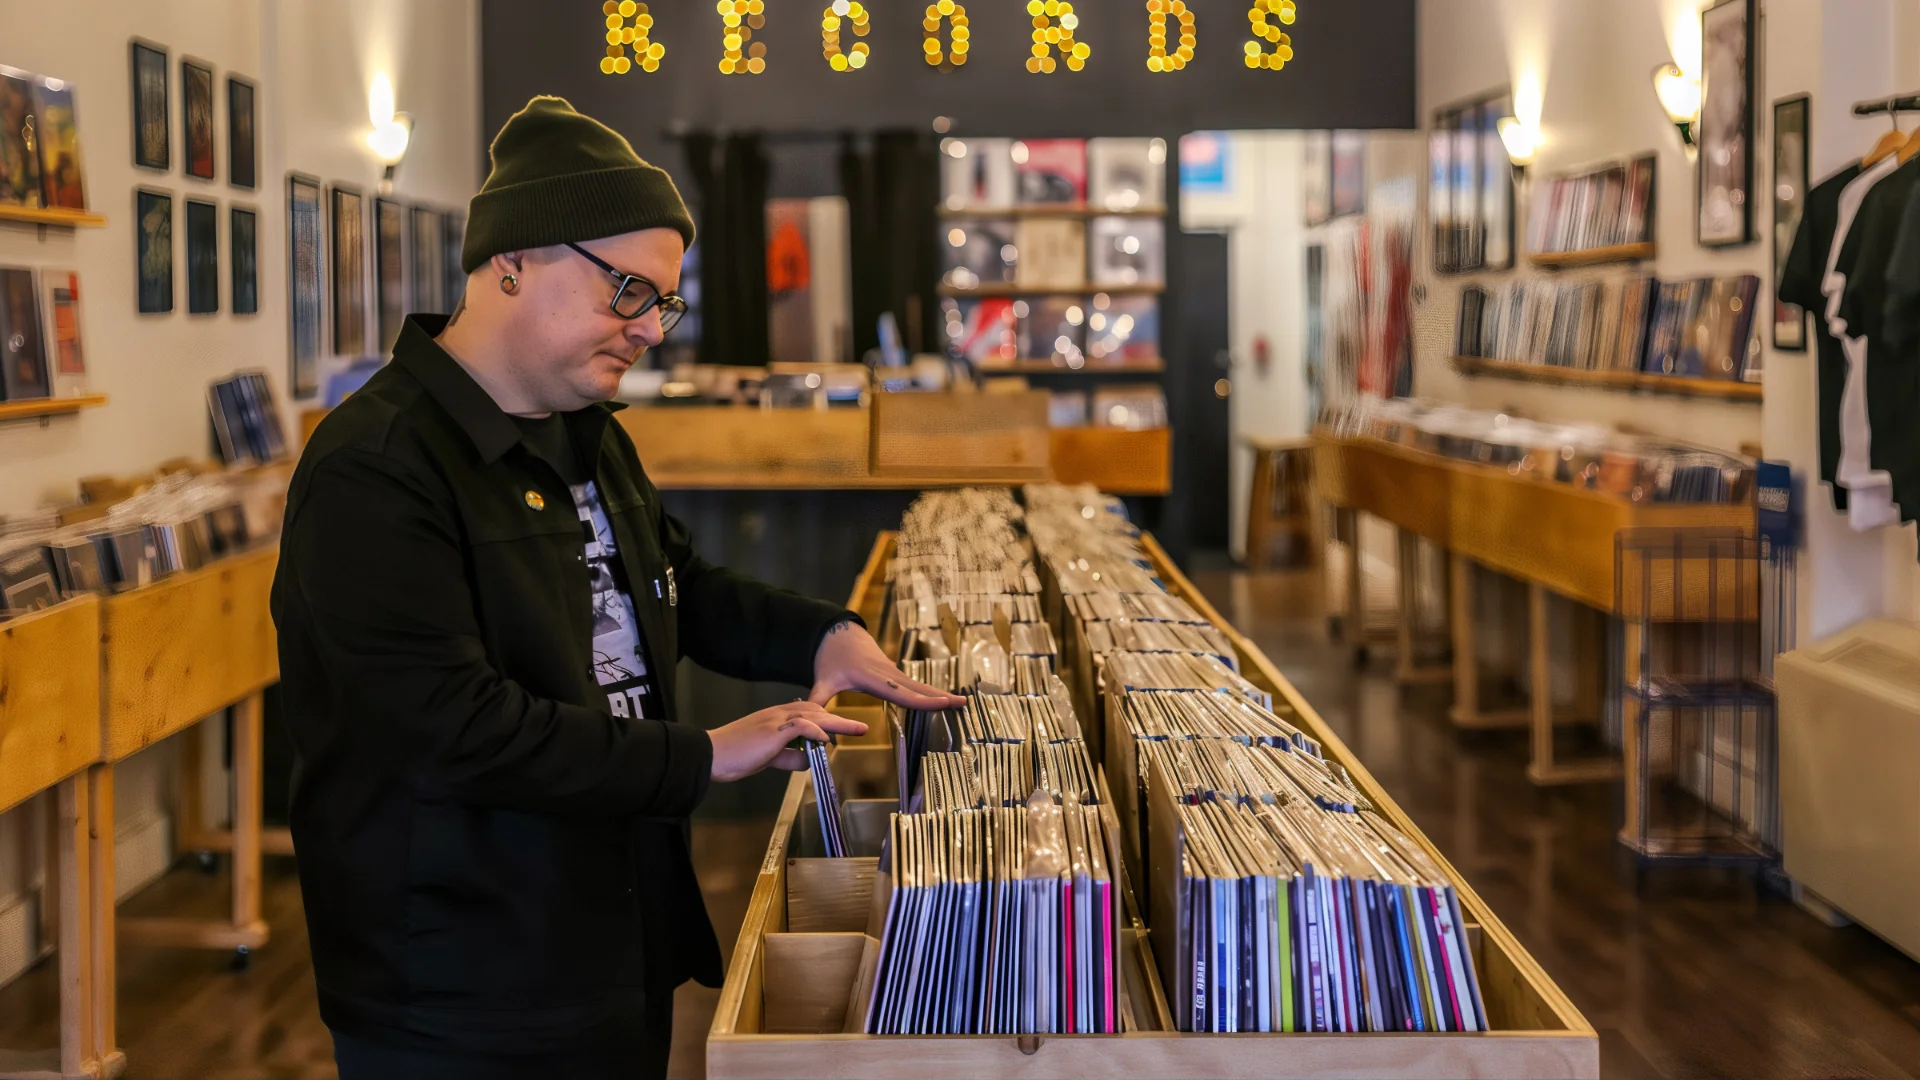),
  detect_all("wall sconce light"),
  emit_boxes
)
[367,75,415,191]
[1652,63,1701,153]
[1496,116,1538,180]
